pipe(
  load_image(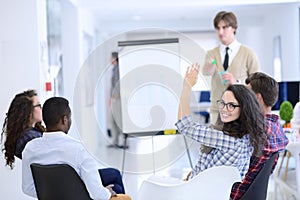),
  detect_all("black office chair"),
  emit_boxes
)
[30,163,92,200]
[239,152,279,200]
